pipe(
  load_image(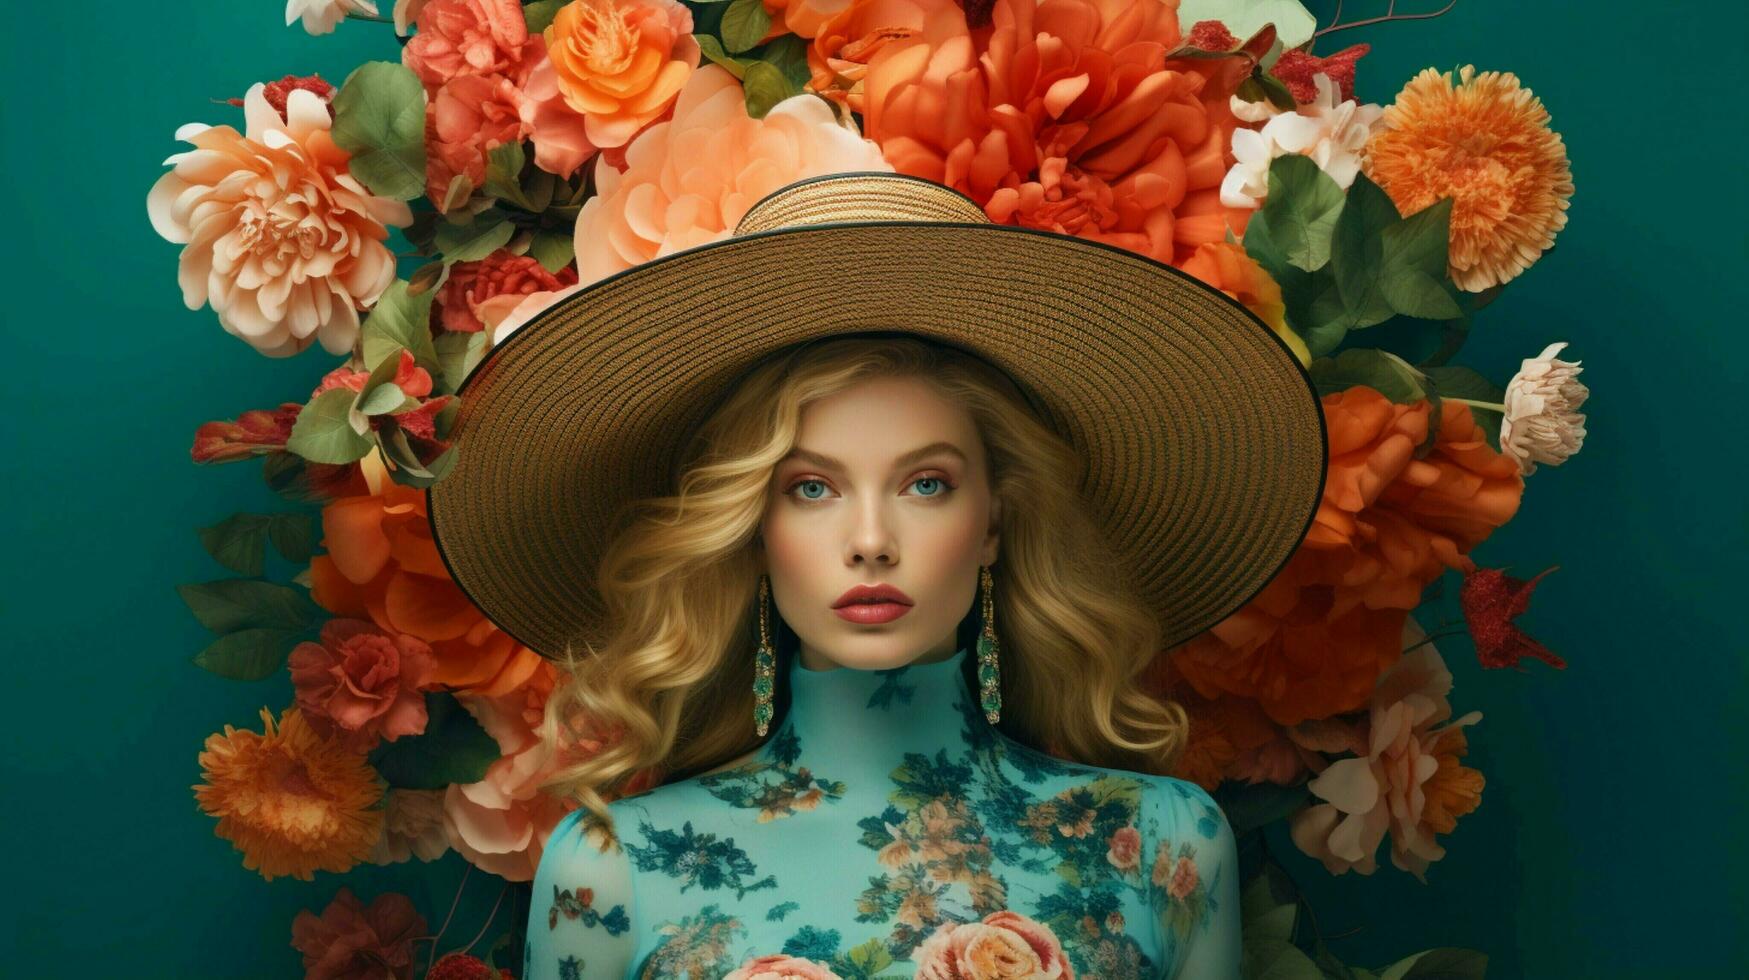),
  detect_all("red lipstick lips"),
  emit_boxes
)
[831,584,914,625]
